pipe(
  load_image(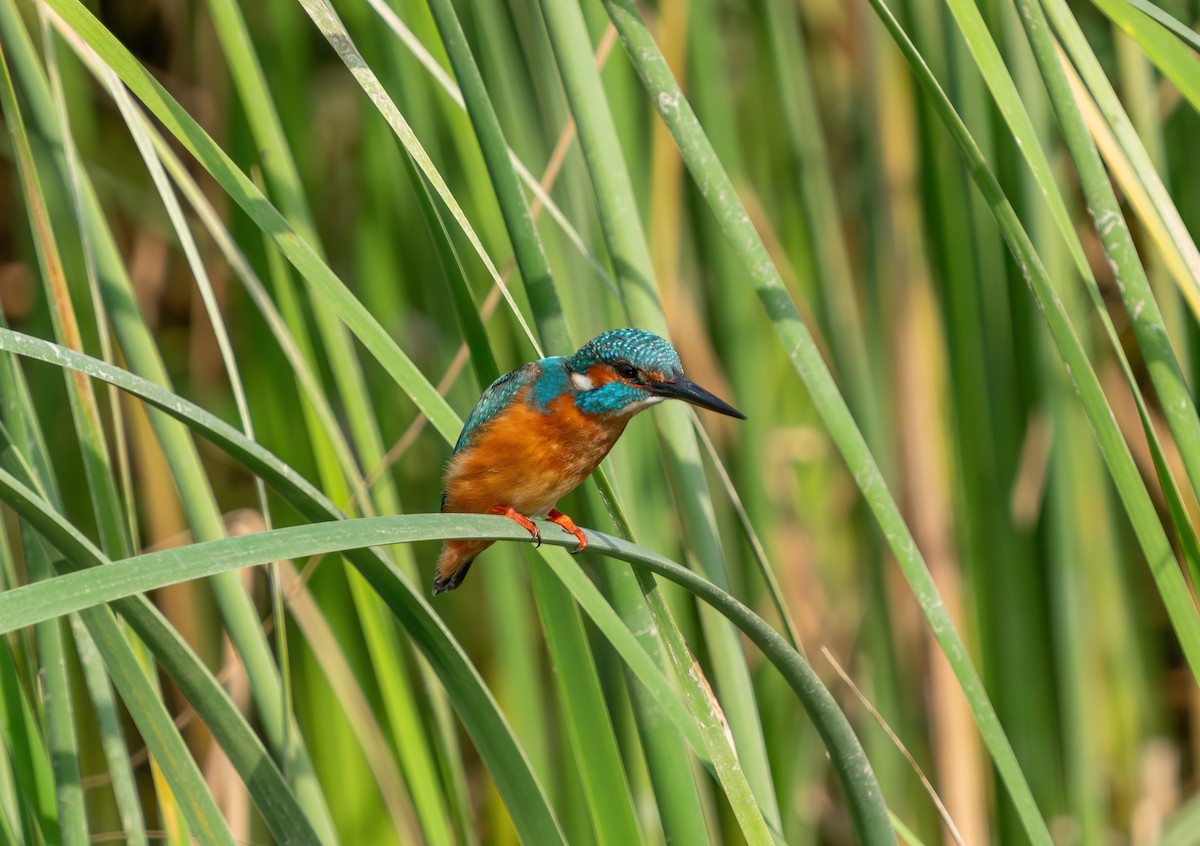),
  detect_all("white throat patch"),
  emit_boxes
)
[624,395,665,414]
